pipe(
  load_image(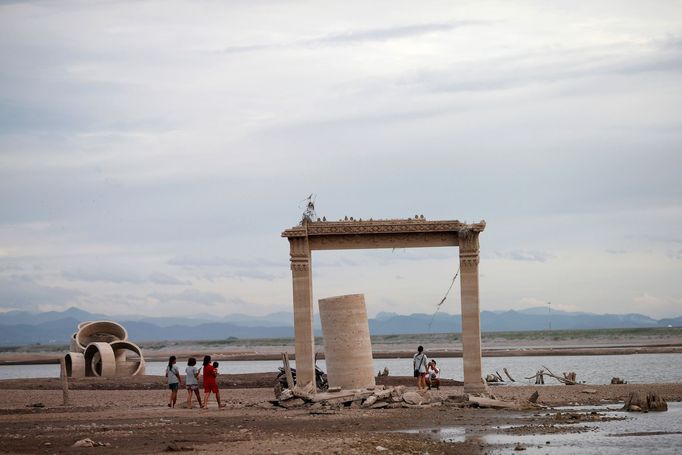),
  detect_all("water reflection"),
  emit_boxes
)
[397,403,682,455]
